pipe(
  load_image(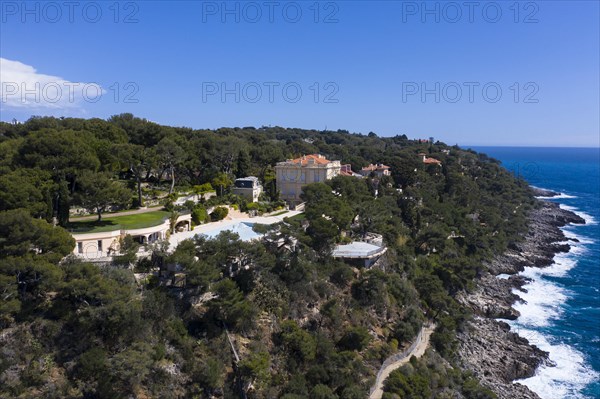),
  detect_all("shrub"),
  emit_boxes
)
[251,223,271,234]
[183,200,195,211]
[134,257,153,273]
[210,206,229,221]
[192,205,209,225]
[279,320,317,362]
[112,251,137,267]
[337,326,371,351]
[311,384,337,399]
[120,234,139,252]
[462,375,497,399]
[131,196,141,208]
[393,306,424,343]
[77,347,108,380]
[330,265,354,287]
[164,201,174,212]
[239,352,270,387]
